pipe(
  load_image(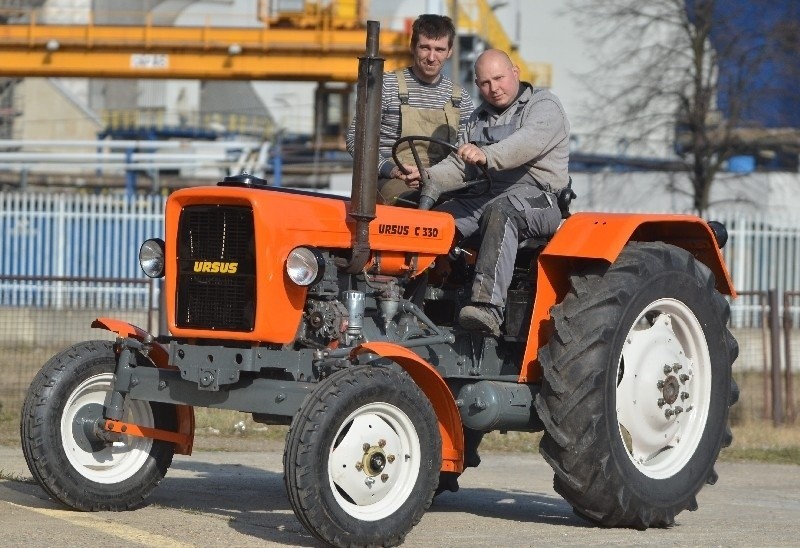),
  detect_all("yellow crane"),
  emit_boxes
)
[0,1,550,146]
[0,8,410,81]
[0,1,548,83]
